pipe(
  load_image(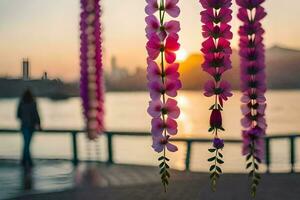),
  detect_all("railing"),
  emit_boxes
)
[0,129,299,173]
